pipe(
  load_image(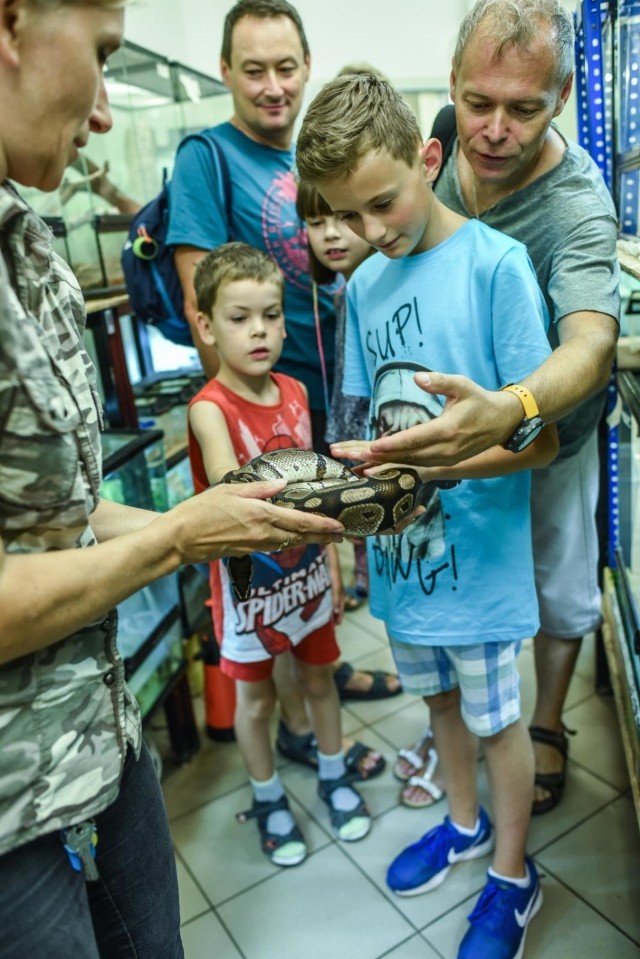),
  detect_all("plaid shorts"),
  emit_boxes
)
[389,638,522,737]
